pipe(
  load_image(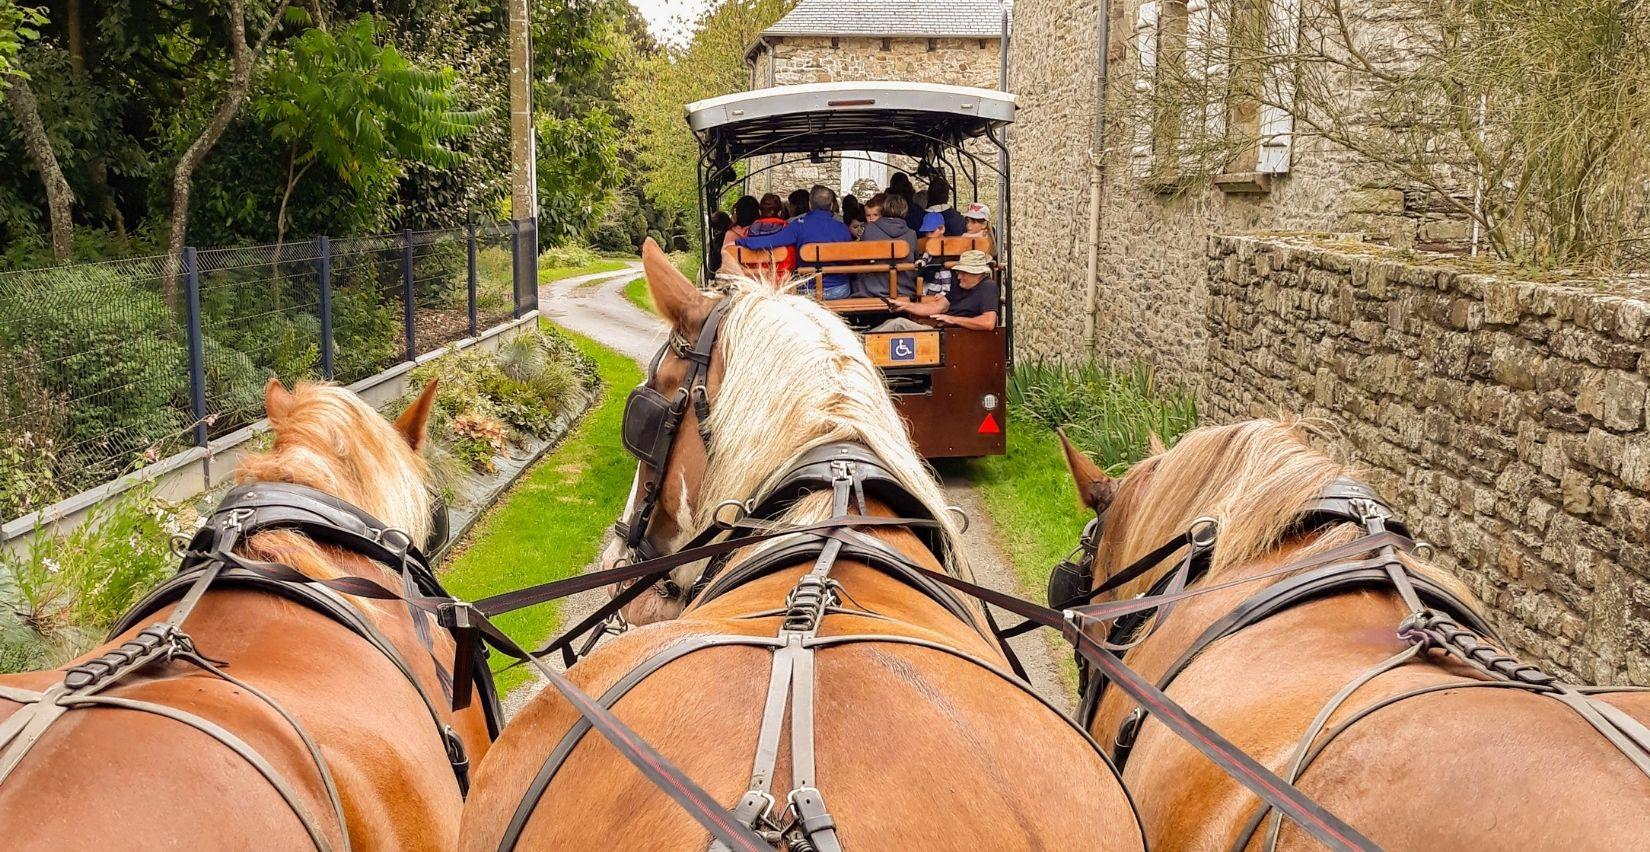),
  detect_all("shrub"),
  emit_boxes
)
[539,242,599,270]
[0,265,188,455]
[332,284,403,381]
[412,237,468,309]
[0,489,185,672]
[0,346,70,521]
[203,337,268,429]
[1011,361,1199,474]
